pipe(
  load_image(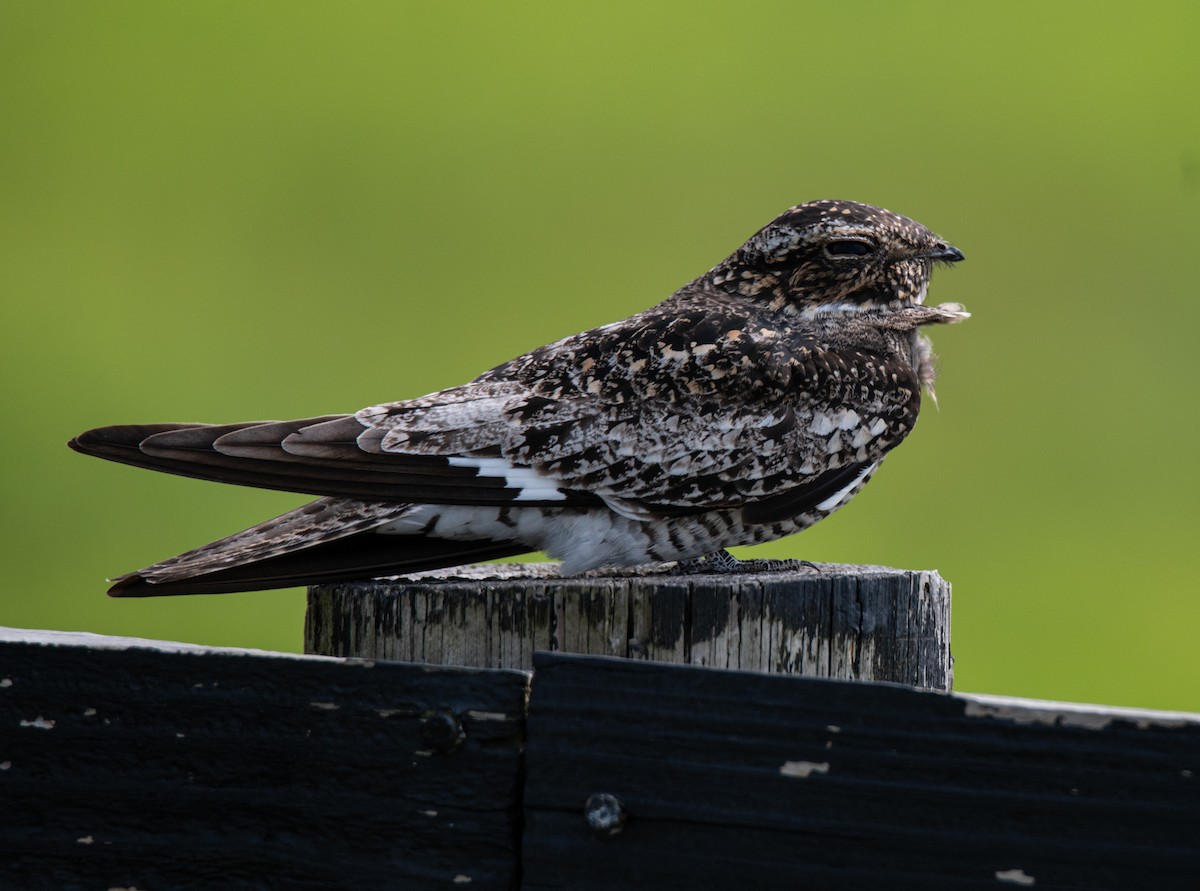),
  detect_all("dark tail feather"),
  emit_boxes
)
[66,420,365,495]
[108,534,528,597]
[68,421,592,507]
